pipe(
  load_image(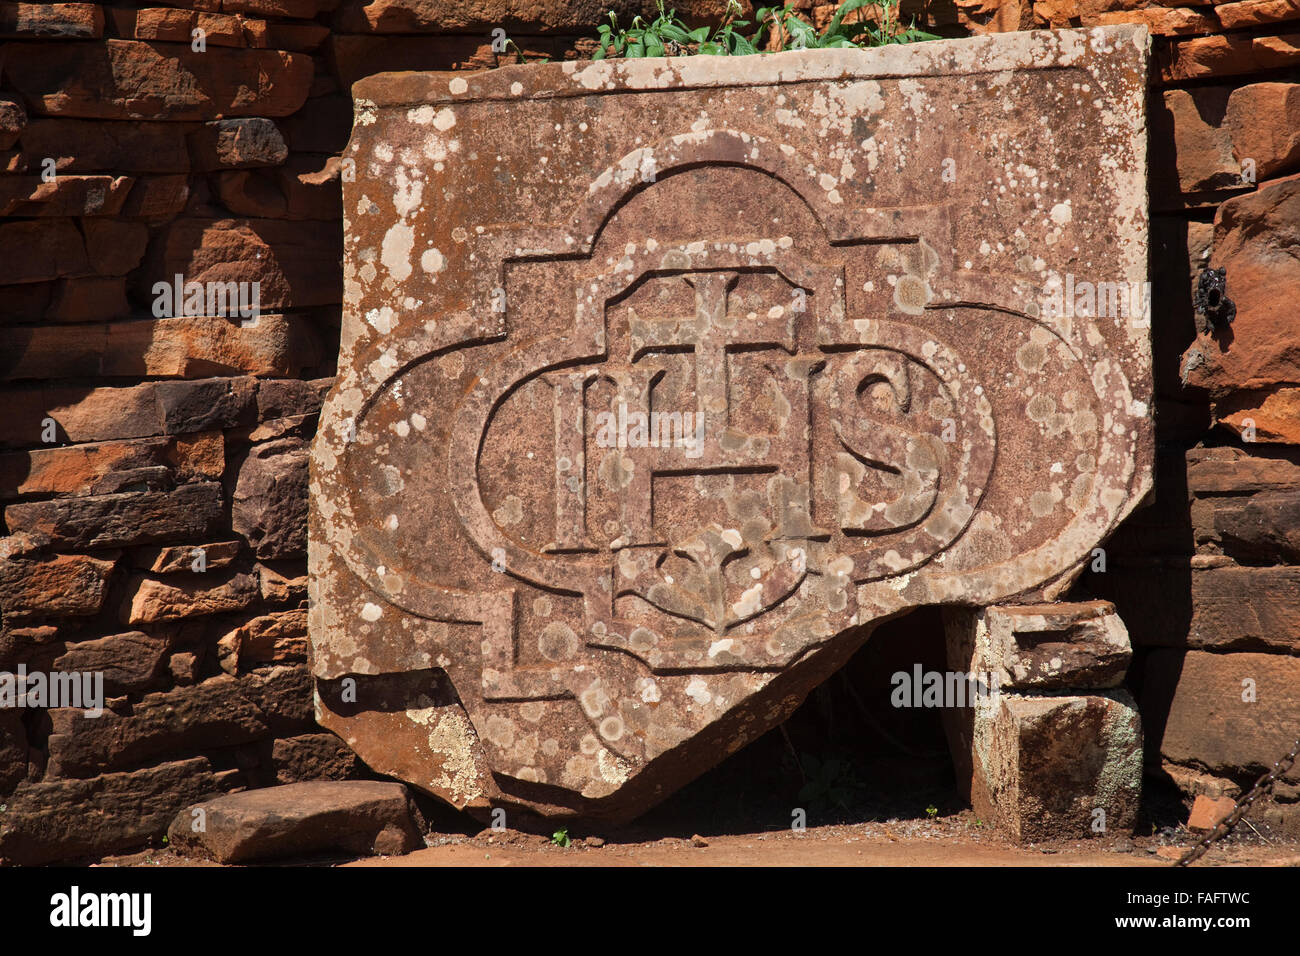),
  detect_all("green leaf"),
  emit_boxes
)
[592,44,607,60]
[645,32,665,56]
[697,40,723,55]
[659,23,691,42]
[827,0,878,34]
[627,39,645,57]
[688,25,710,41]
